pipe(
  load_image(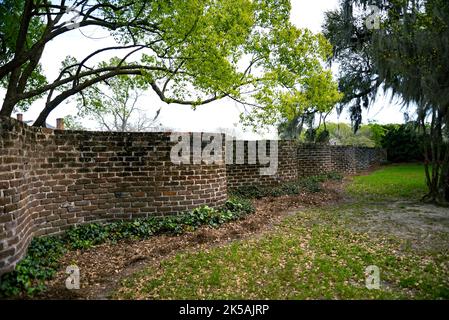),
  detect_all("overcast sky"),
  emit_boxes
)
[5,0,407,138]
